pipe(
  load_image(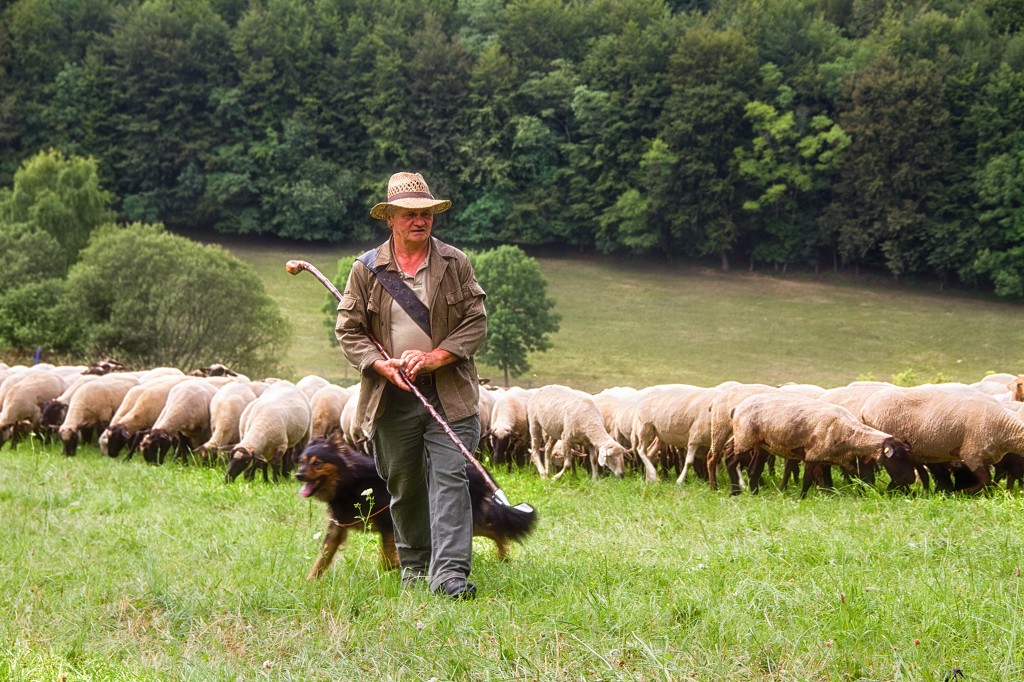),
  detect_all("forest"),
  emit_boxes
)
[2,0,1024,294]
